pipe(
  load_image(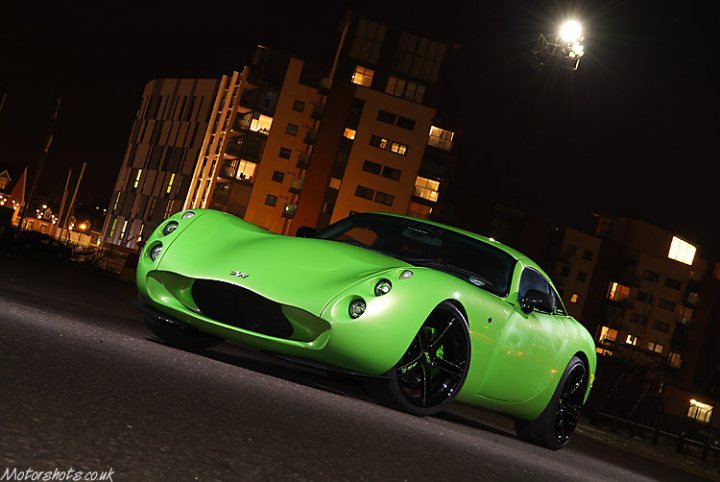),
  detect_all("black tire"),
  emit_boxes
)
[515,355,588,450]
[371,301,471,416]
[145,315,223,350]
